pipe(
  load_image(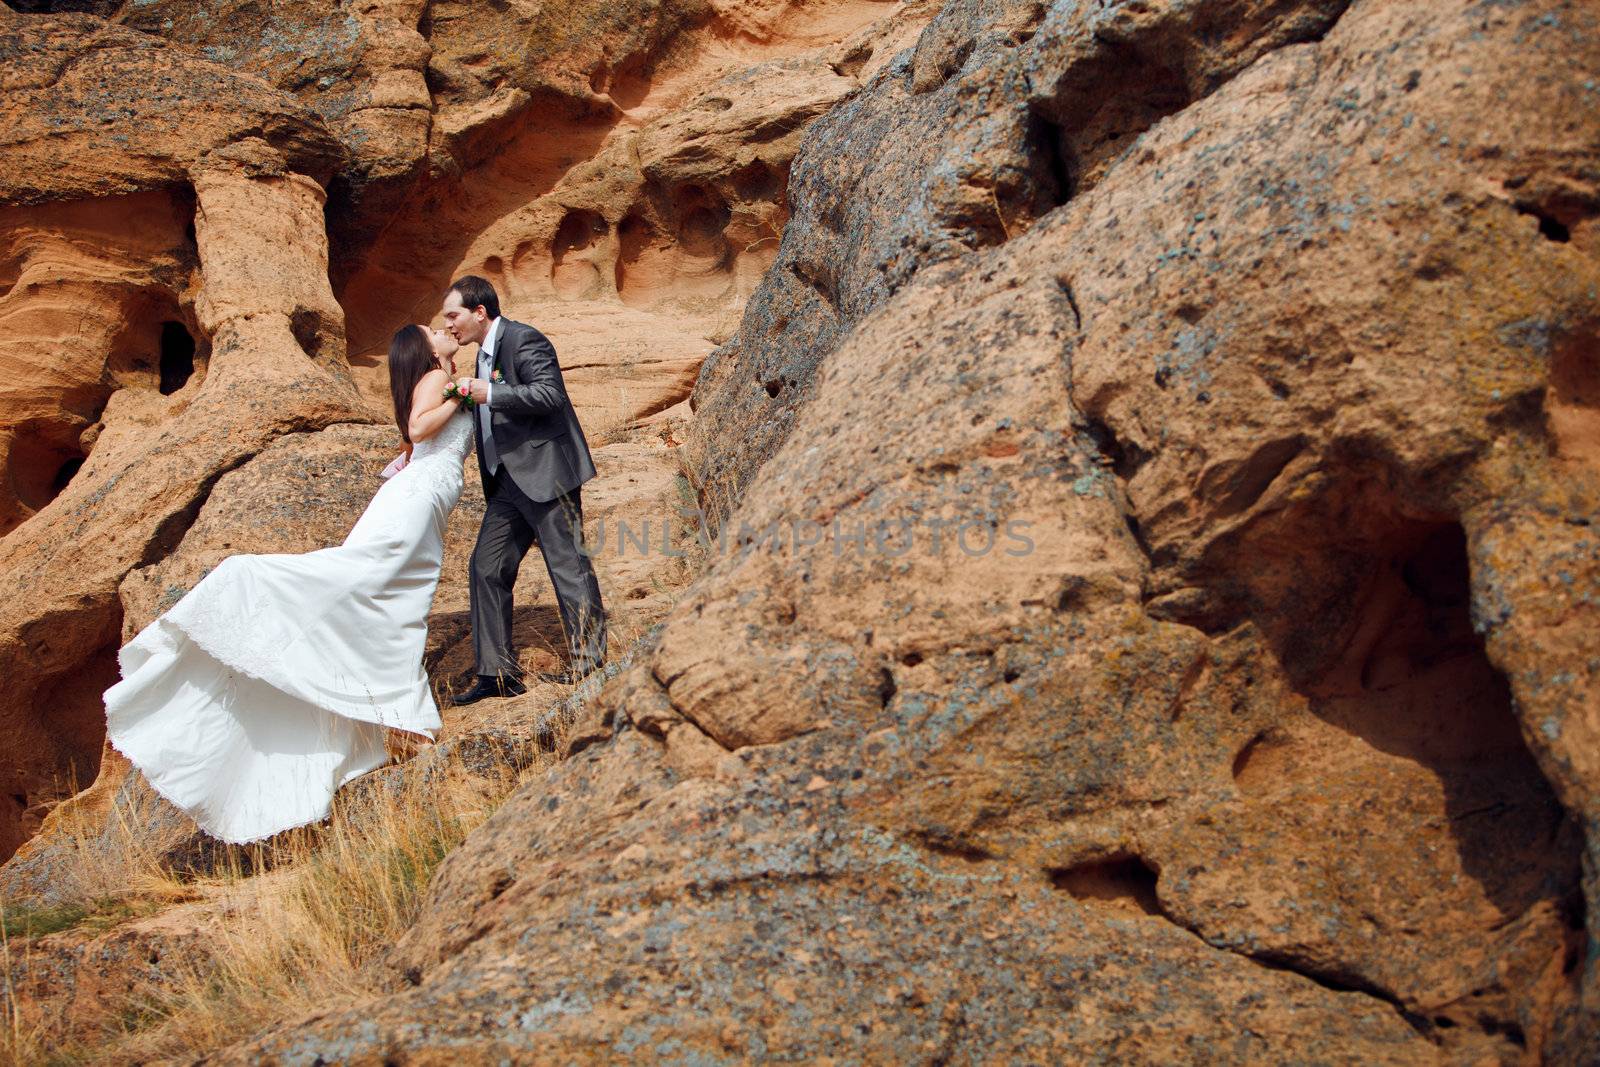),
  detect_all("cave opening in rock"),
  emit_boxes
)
[1025,113,1074,208]
[1048,853,1164,917]
[1517,203,1572,244]
[159,320,195,395]
[554,209,605,259]
[1203,492,1587,1037]
[51,456,84,496]
[614,214,657,306]
[1037,53,1191,199]
[1323,520,1580,924]
[731,160,782,203]
[1127,471,1593,1054]
[1538,215,1571,242]
[1296,521,1538,764]
[0,638,123,862]
[1235,507,1580,824]
[679,205,729,259]
[1547,323,1599,467]
[649,185,737,308]
[5,424,88,525]
[551,209,607,300]
[604,53,654,111]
